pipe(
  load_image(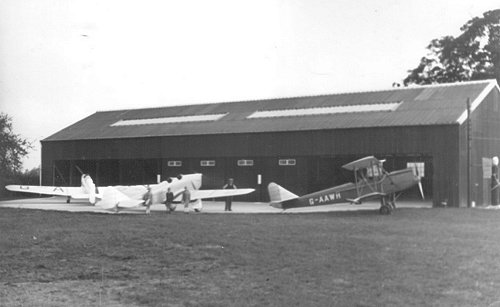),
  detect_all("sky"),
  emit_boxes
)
[0,0,498,170]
